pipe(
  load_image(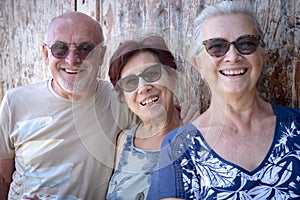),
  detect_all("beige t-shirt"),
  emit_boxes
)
[0,79,132,200]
